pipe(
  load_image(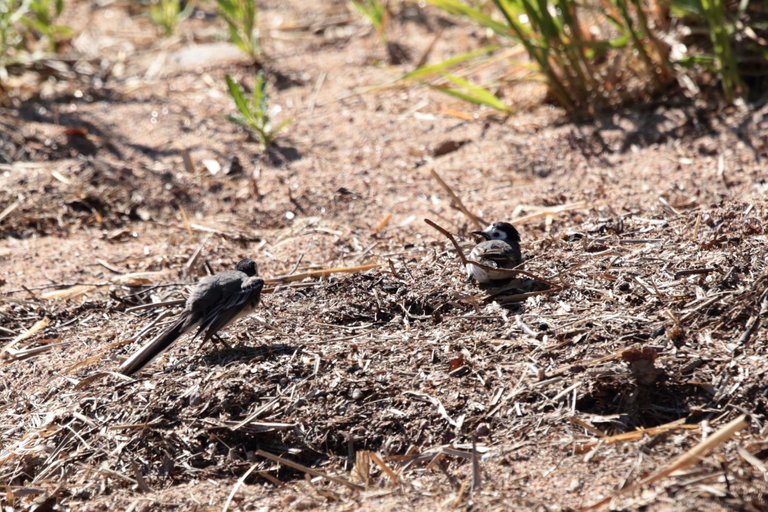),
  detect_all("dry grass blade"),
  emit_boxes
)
[111,272,168,286]
[224,420,296,432]
[178,205,193,236]
[183,233,211,276]
[549,348,629,378]
[585,415,749,509]
[430,168,487,229]
[736,445,768,476]
[1,317,50,356]
[573,418,700,453]
[0,199,21,224]
[65,337,140,374]
[185,222,260,241]
[2,343,68,363]
[510,202,586,224]
[404,391,462,428]
[373,212,392,234]
[222,462,261,512]
[265,262,379,285]
[635,415,749,486]
[40,285,101,300]
[369,452,400,484]
[254,450,364,491]
[352,450,371,487]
